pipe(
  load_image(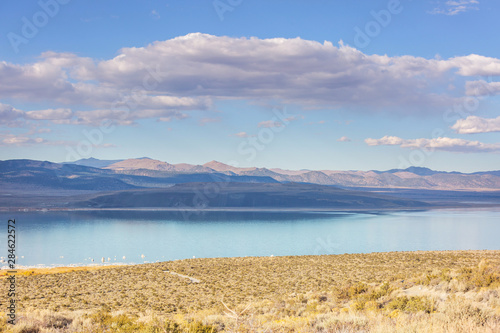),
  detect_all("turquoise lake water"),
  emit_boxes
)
[1,208,499,267]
